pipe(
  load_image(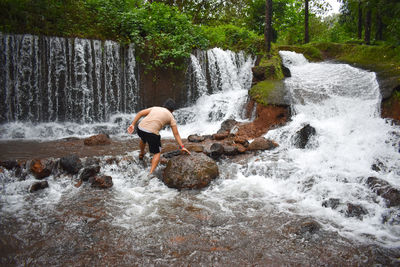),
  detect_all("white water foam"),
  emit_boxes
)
[0,48,255,140]
[232,51,400,246]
